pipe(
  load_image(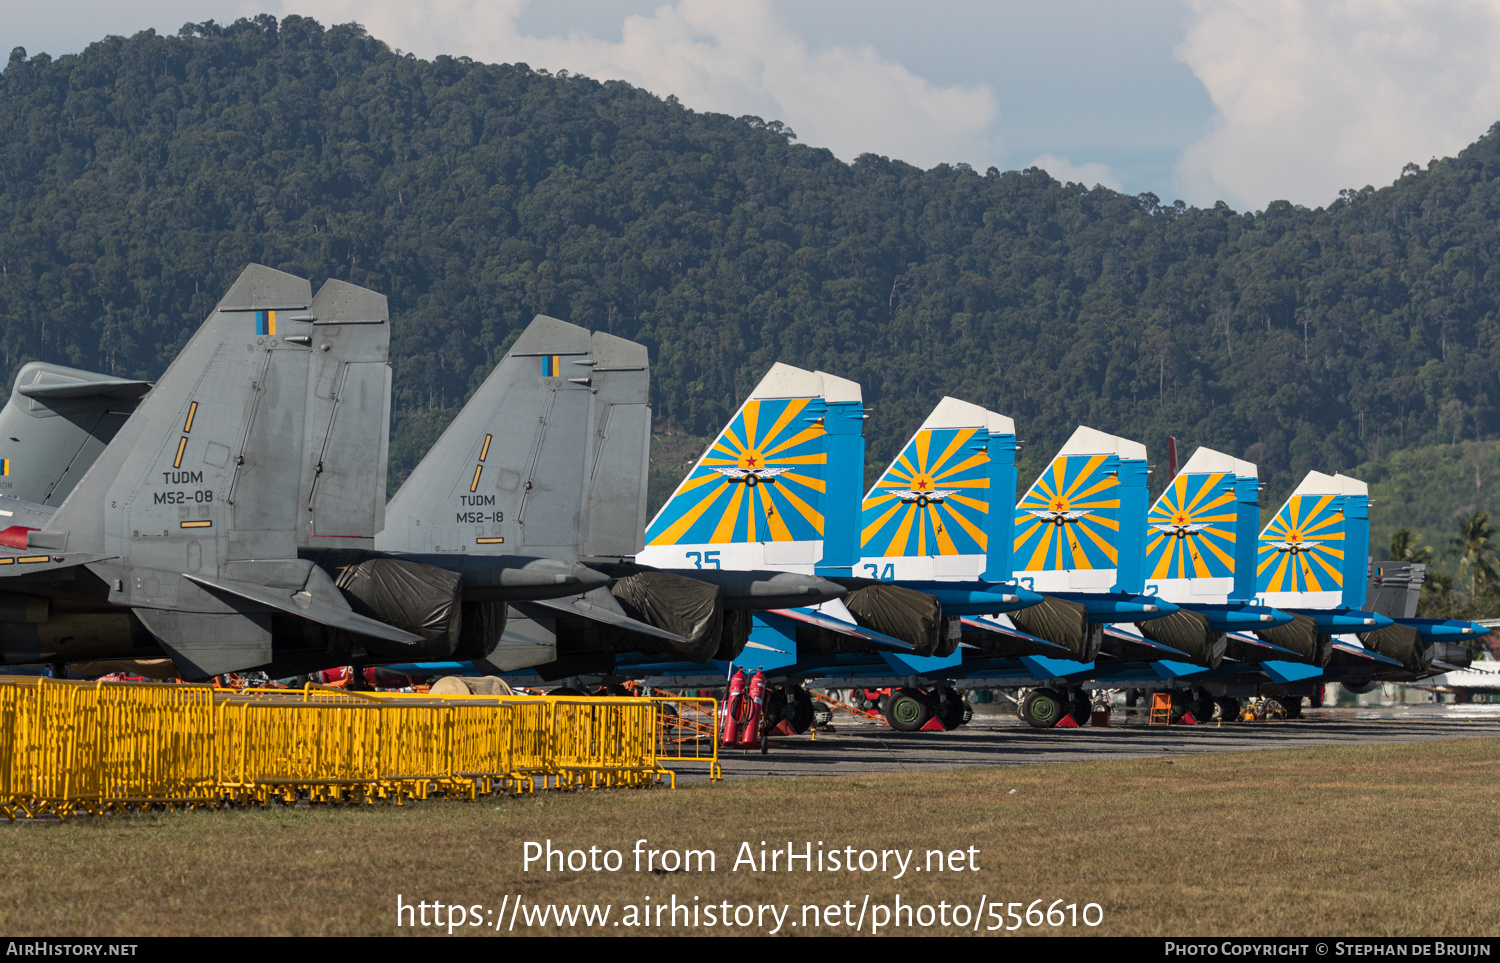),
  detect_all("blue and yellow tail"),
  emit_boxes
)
[639,364,863,574]
[1257,471,1369,609]
[1013,426,1148,593]
[857,397,1015,581]
[1143,448,1261,603]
